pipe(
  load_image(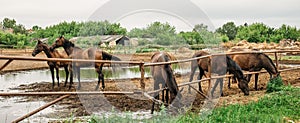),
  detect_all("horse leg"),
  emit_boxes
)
[64,65,69,87]
[220,78,224,96]
[255,73,259,90]
[198,68,205,93]
[211,78,223,97]
[50,67,55,90]
[95,67,101,90]
[165,89,169,105]
[100,64,105,90]
[55,67,60,87]
[76,67,81,90]
[69,65,74,90]
[151,82,160,114]
[247,74,253,83]
[228,76,231,89]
